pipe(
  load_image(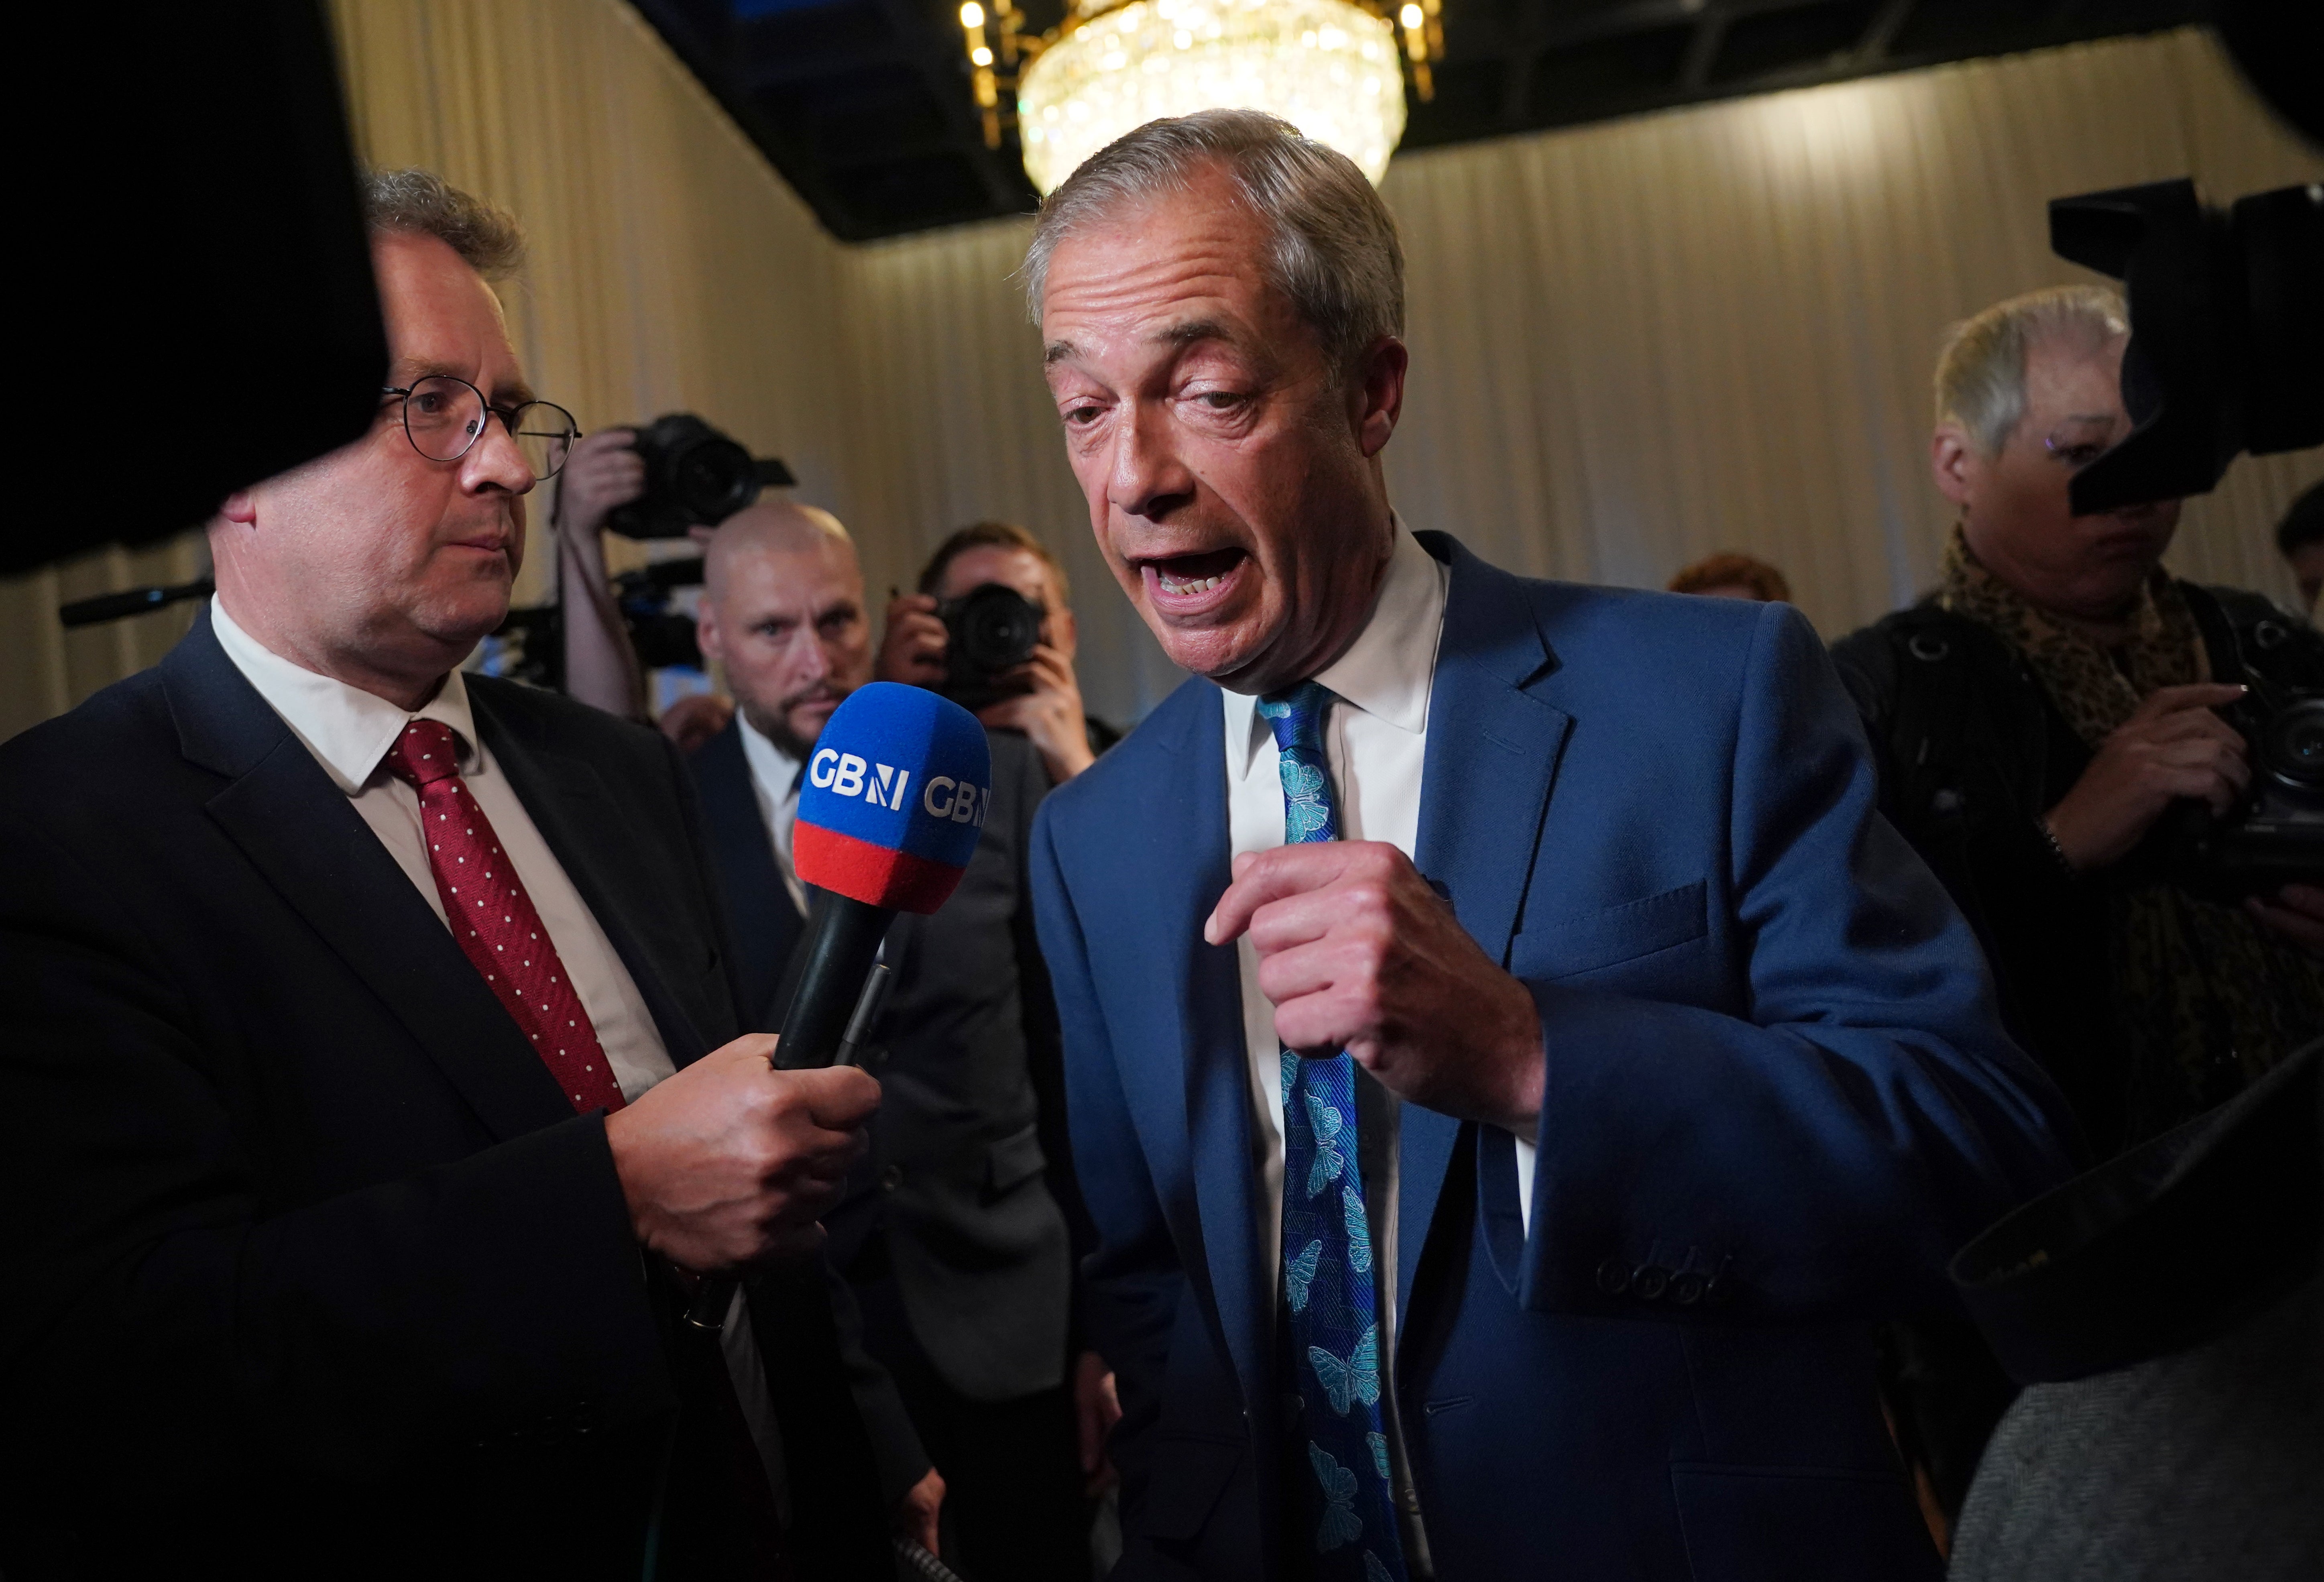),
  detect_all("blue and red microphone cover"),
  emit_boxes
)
[794,682,992,914]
